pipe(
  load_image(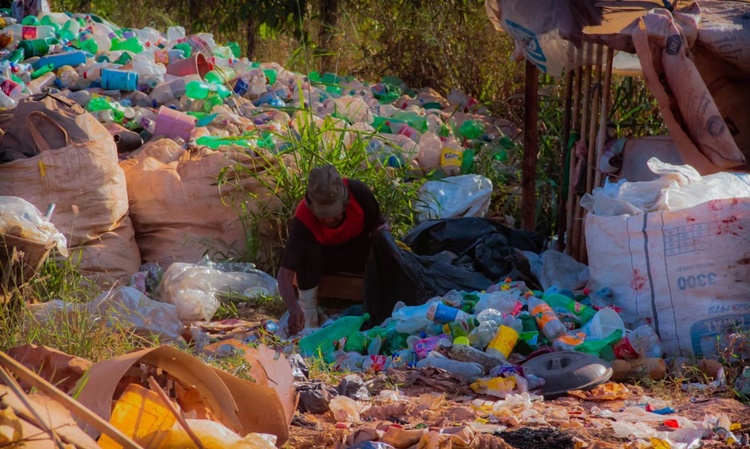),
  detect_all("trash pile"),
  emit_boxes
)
[0,6,518,281]
[0,10,517,174]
